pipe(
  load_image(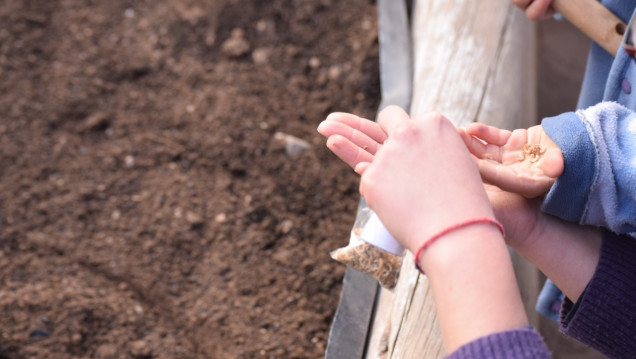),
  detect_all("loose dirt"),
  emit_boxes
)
[0,1,380,358]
